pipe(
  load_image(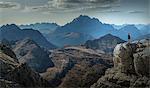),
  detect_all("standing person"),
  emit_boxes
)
[128,33,131,44]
